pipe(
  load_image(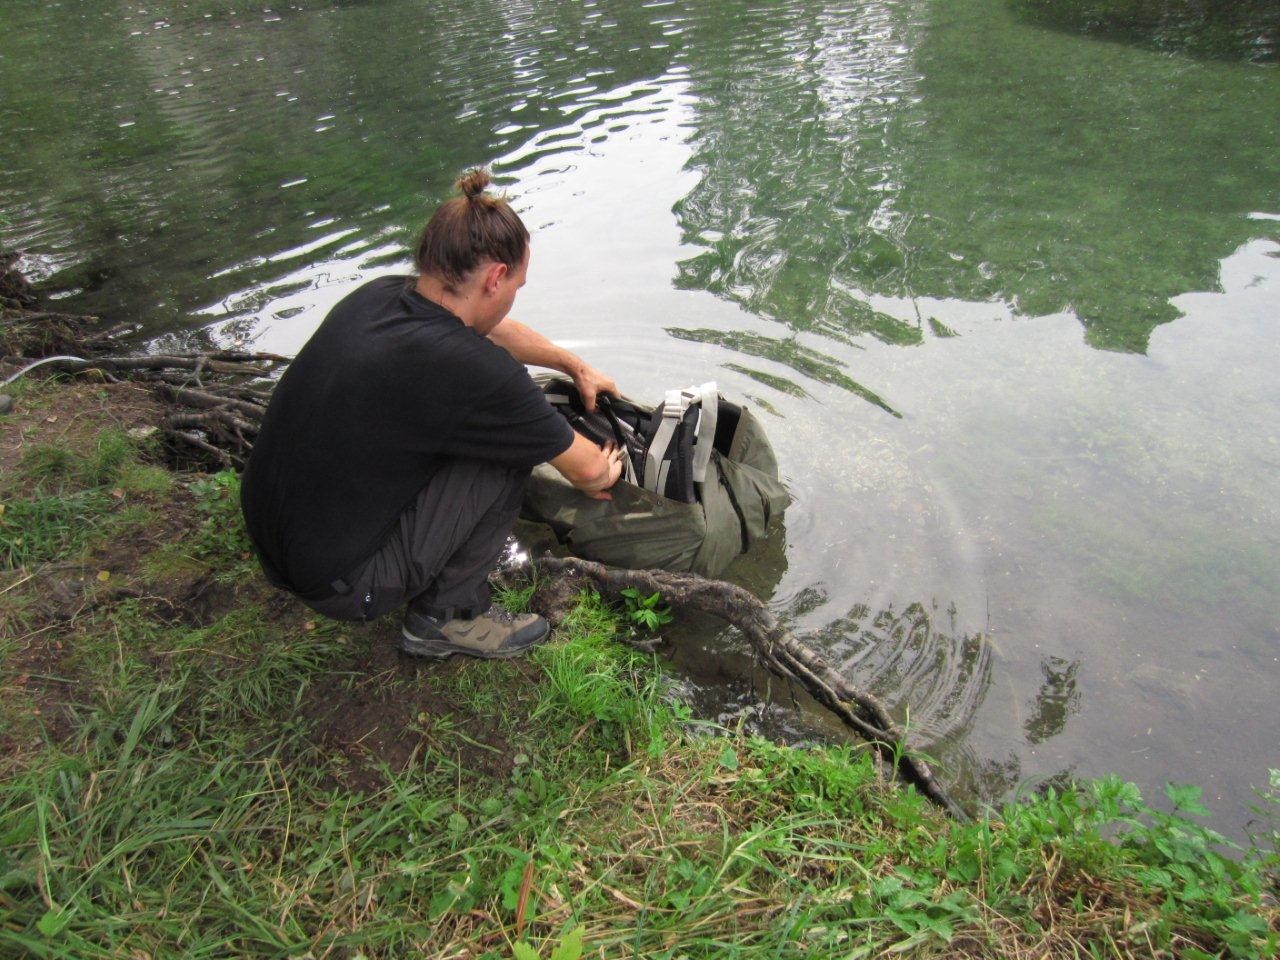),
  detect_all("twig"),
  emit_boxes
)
[164,410,259,437]
[157,383,268,419]
[162,428,235,470]
[515,859,535,936]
